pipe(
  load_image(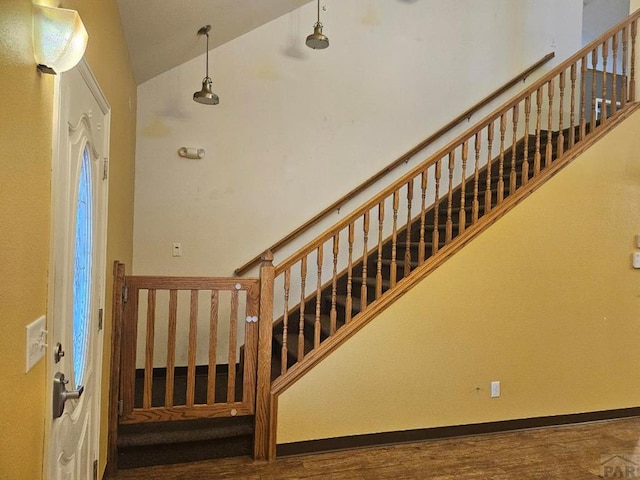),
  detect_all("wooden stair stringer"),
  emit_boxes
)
[269,102,640,399]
